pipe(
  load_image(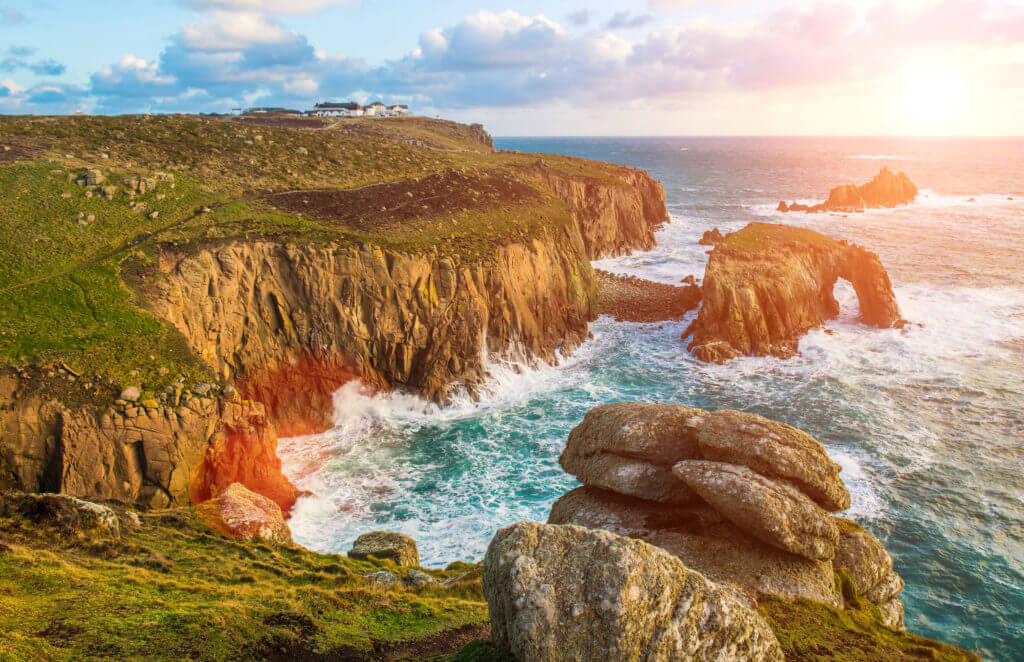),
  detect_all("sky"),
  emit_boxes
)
[1,0,1023,135]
